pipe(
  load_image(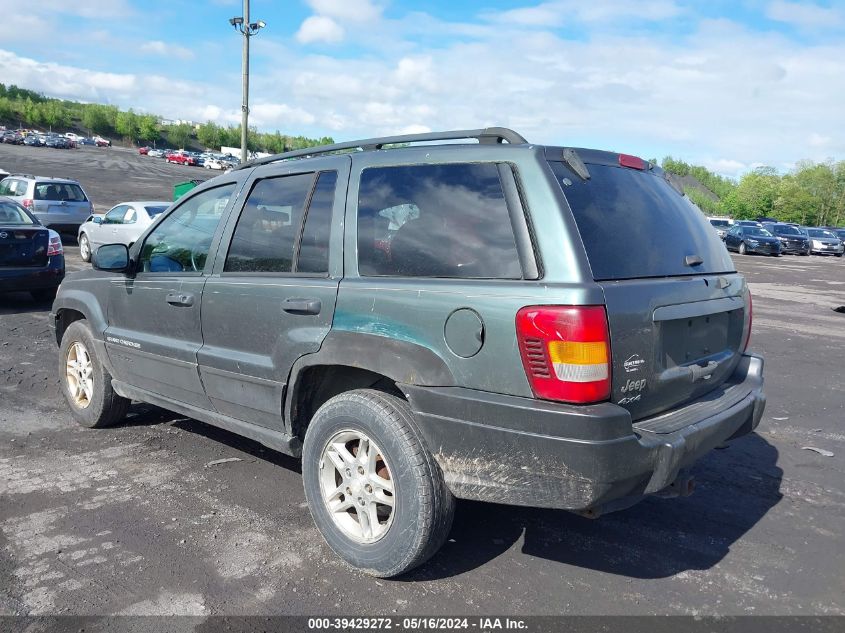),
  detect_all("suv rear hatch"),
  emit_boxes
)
[0,227,49,267]
[548,151,749,421]
[32,181,91,219]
